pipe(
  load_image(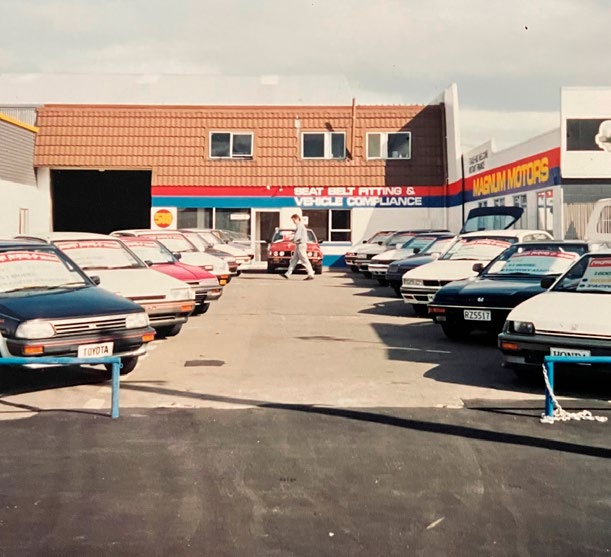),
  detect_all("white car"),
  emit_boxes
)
[179,228,253,270]
[400,229,553,316]
[111,229,232,286]
[19,232,196,337]
[499,250,611,376]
